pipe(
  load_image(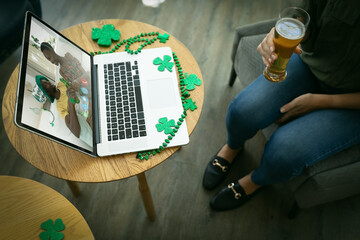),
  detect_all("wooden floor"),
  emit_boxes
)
[1,0,360,239]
